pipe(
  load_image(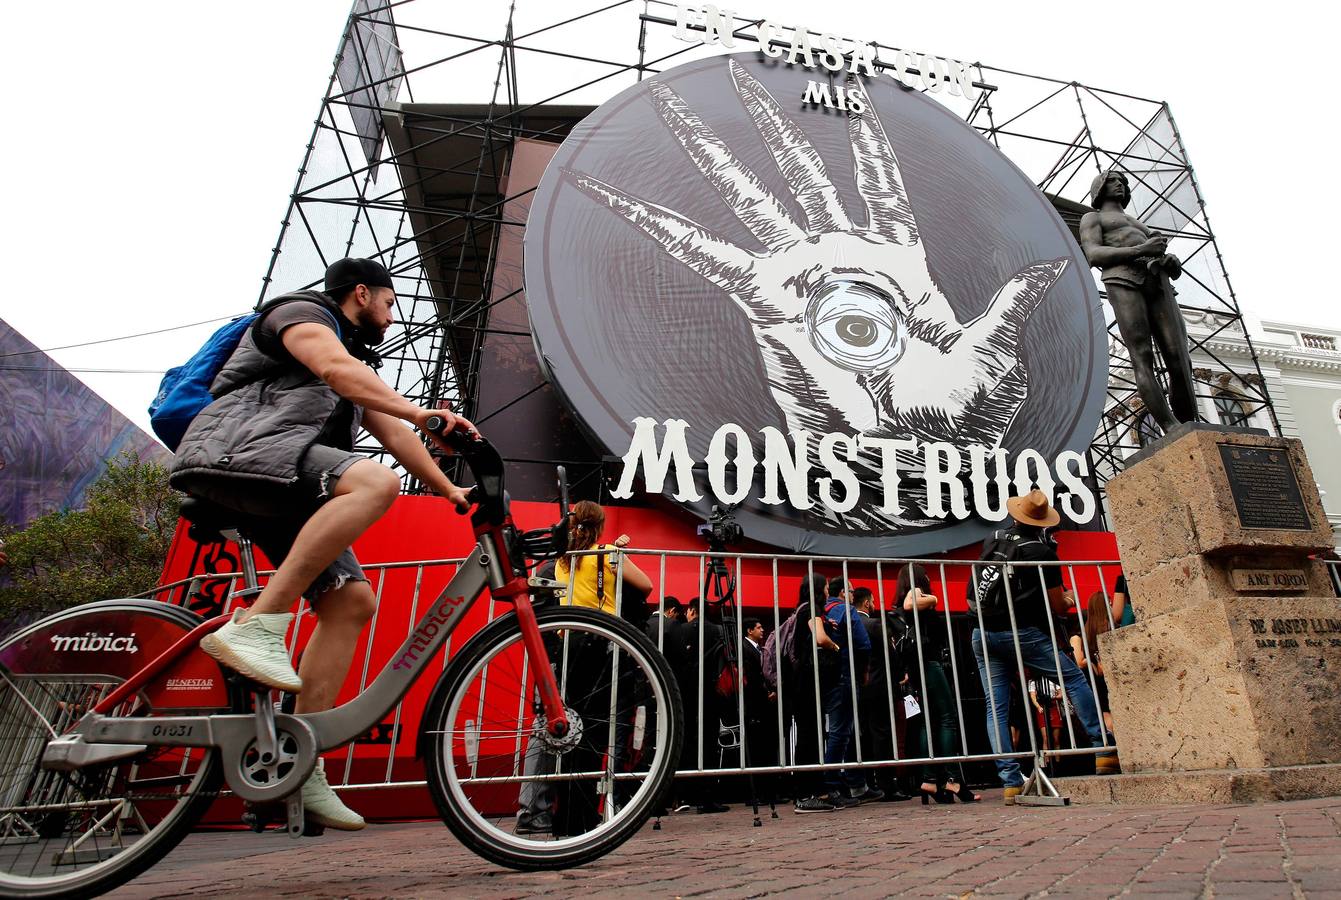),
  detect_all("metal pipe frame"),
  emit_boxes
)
[257,0,1277,503]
